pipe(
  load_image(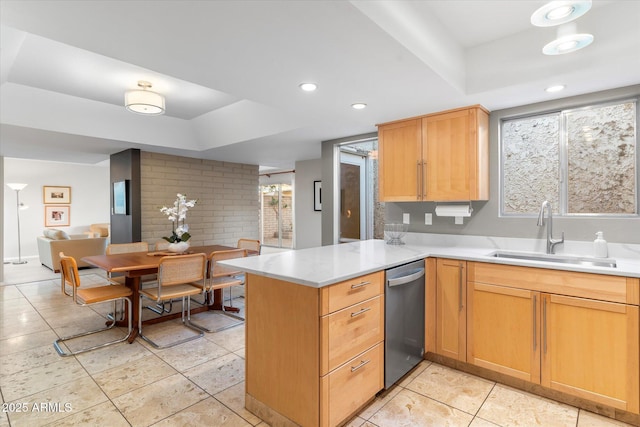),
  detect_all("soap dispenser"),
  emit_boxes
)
[594,231,608,258]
